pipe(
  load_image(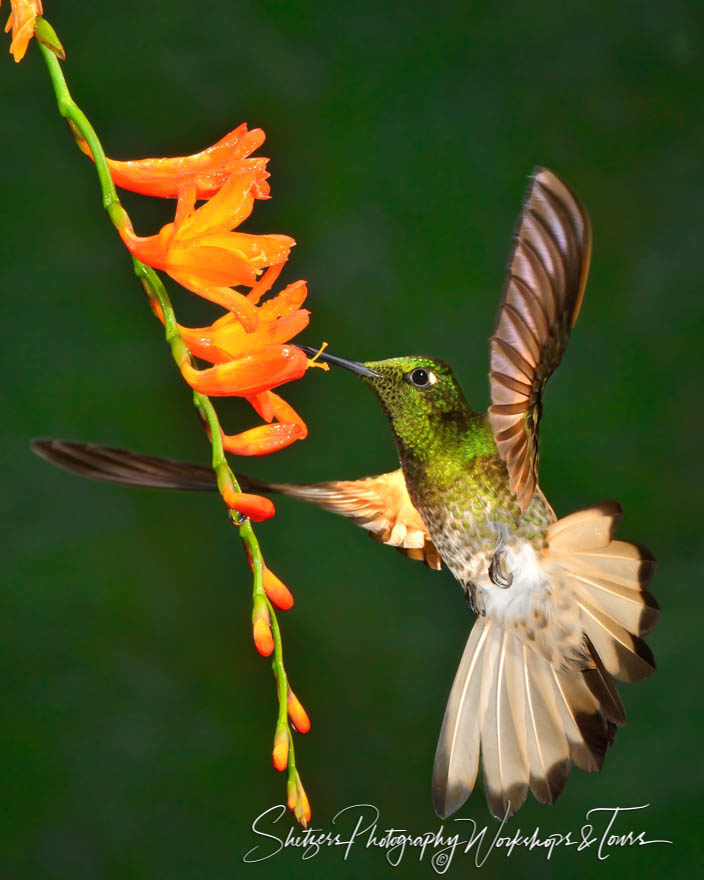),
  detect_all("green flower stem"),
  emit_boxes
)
[37,33,125,230]
[269,602,291,727]
[34,18,302,819]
